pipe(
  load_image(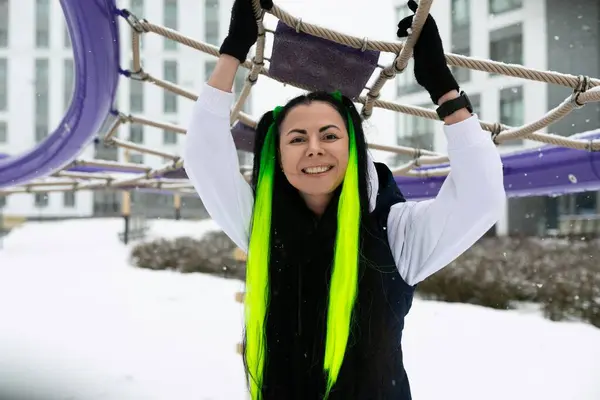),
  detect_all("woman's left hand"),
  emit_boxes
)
[396,0,459,105]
